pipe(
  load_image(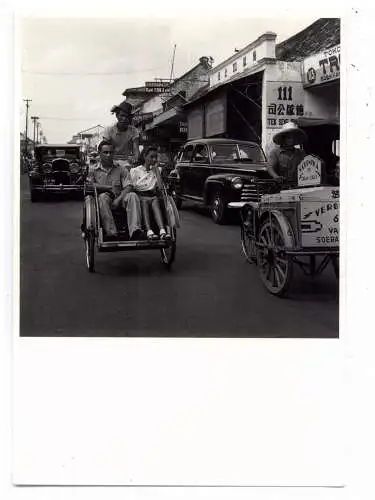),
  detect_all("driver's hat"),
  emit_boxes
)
[272,121,307,146]
[110,100,133,116]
